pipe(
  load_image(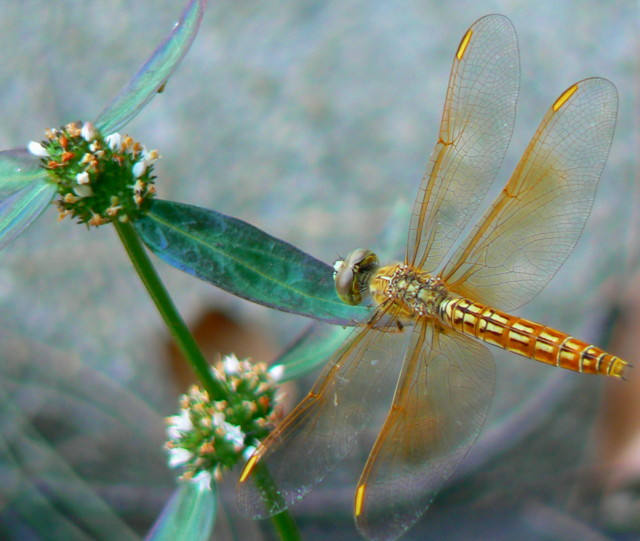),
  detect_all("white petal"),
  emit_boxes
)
[212,412,225,427]
[167,424,182,441]
[268,364,284,382]
[192,470,213,489]
[243,445,257,461]
[175,409,193,432]
[105,133,122,151]
[76,171,90,185]
[143,148,160,164]
[132,161,147,179]
[222,422,245,449]
[81,122,97,142]
[27,141,48,158]
[223,354,240,374]
[73,184,93,198]
[168,447,192,468]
